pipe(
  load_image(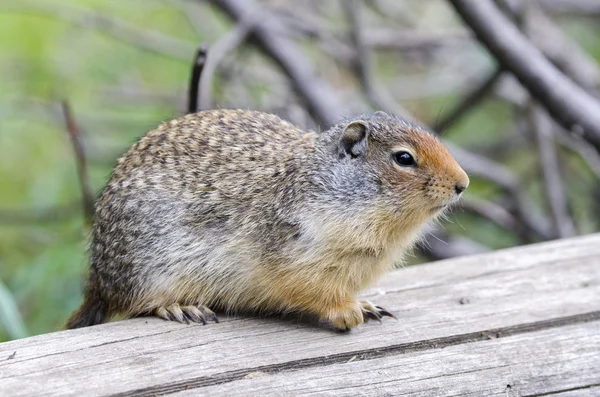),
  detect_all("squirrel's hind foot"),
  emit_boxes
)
[155,303,219,325]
